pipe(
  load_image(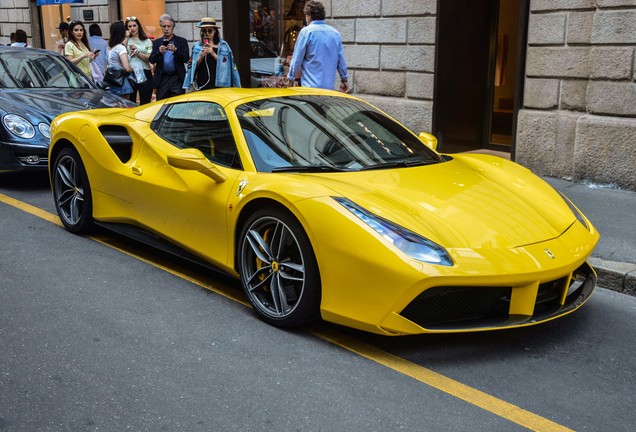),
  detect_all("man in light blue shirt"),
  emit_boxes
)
[88,24,108,78]
[287,1,349,92]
